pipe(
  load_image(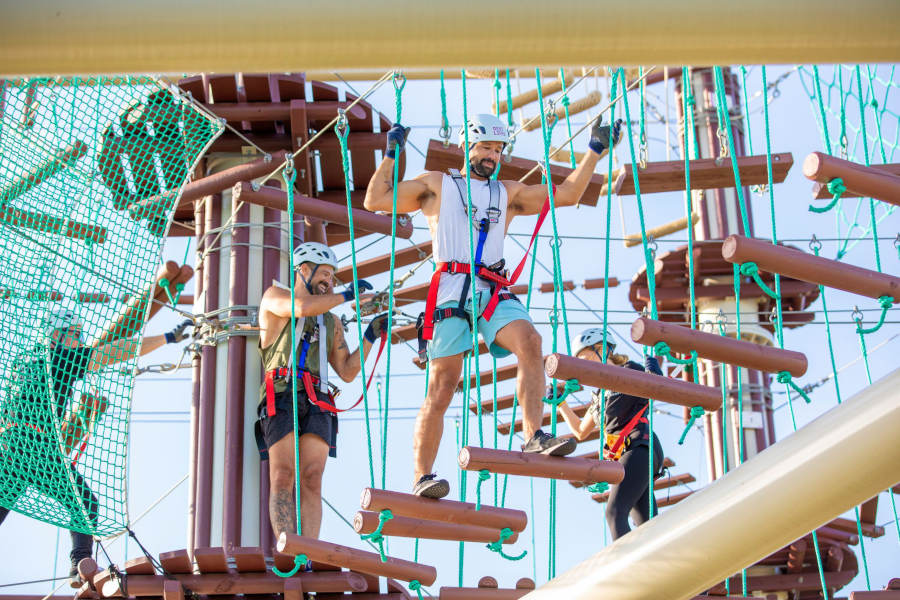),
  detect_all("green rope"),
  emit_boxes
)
[855,296,894,335]
[334,117,376,489]
[492,357,498,505]
[712,67,752,235]
[776,371,811,404]
[272,163,308,579]
[486,527,527,561]
[855,66,882,273]
[409,579,424,600]
[586,482,608,494]
[653,342,696,366]
[542,379,580,405]
[559,69,578,169]
[474,469,491,511]
[738,262,778,299]
[380,72,406,489]
[809,177,846,214]
[493,69,502,119]
[438,70,450,146]
[359,509,394,562]
[678,406,705,445]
